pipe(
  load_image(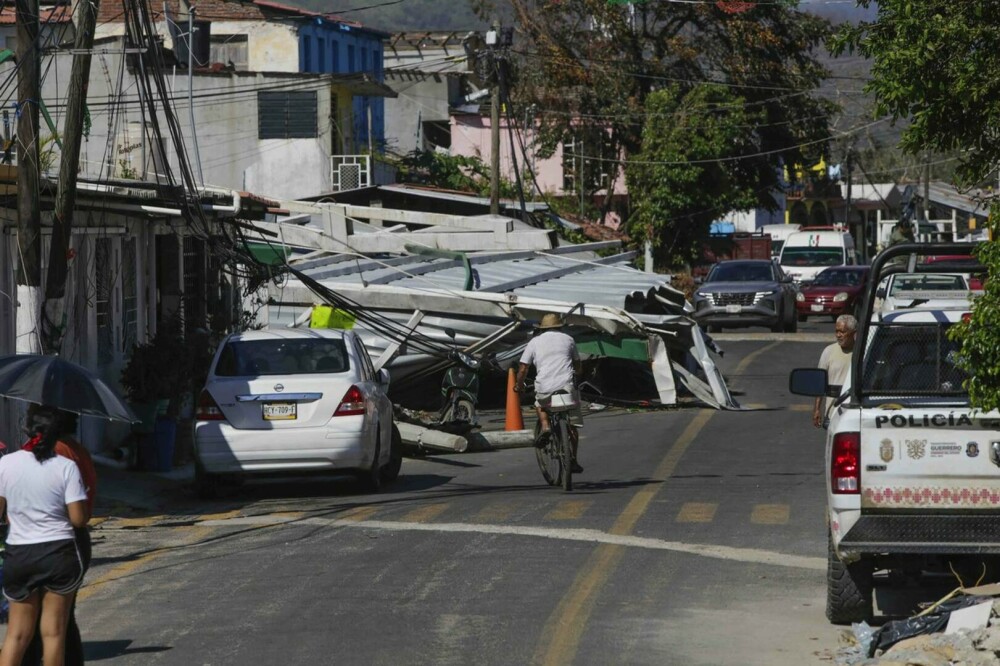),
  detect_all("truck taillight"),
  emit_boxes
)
[196,390,226,421]
[334,385,366,416]
[832,432,861,494]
